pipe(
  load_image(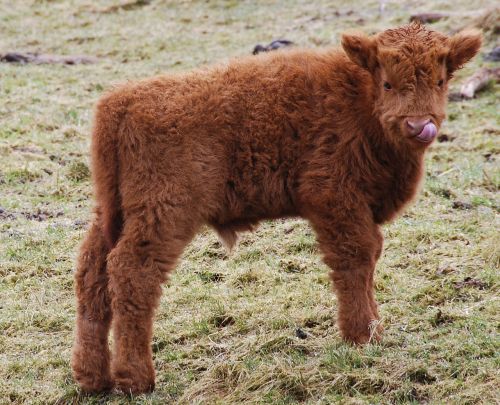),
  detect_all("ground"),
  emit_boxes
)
[0,0,498,404]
